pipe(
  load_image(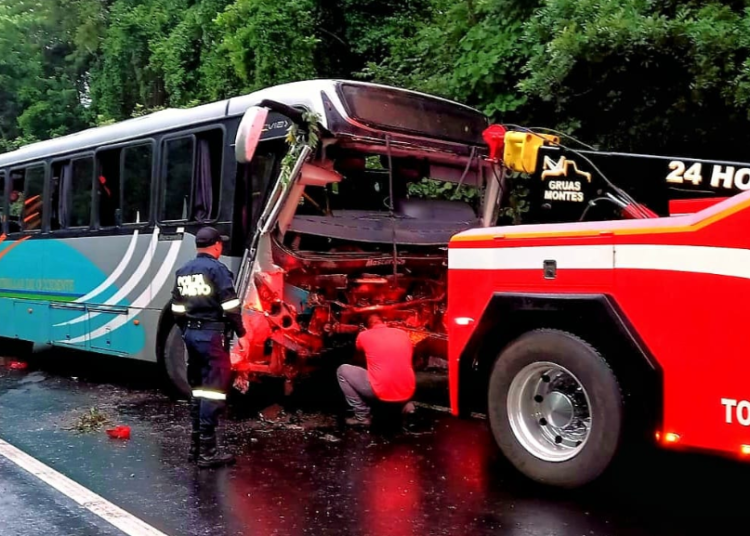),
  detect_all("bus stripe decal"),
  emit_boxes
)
[0,288,83,300]
[61,228,159,327]
[63,230,183,345]
[73,230,140,305]
[0,236,32,263]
